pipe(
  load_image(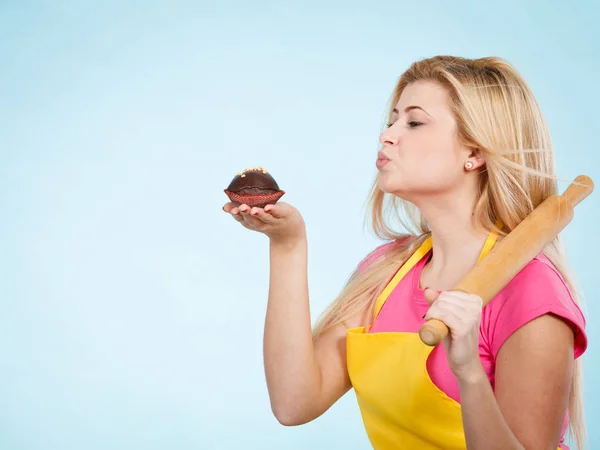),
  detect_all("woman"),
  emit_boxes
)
[222,56,588,450]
